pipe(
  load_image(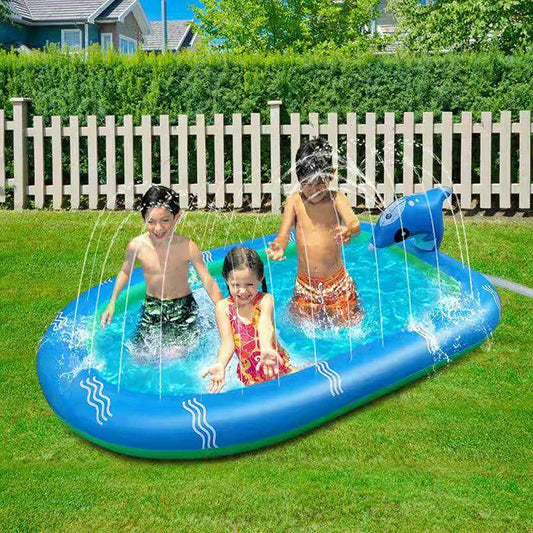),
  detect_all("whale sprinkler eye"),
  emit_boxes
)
[394,228,410,242]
